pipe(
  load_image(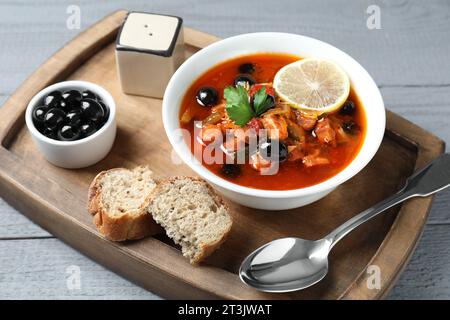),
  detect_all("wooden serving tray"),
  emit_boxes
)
[0,10,444,299]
